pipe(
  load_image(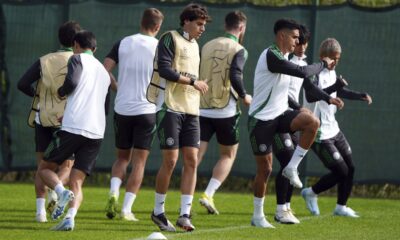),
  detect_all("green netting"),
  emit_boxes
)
[2,1,399,183]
